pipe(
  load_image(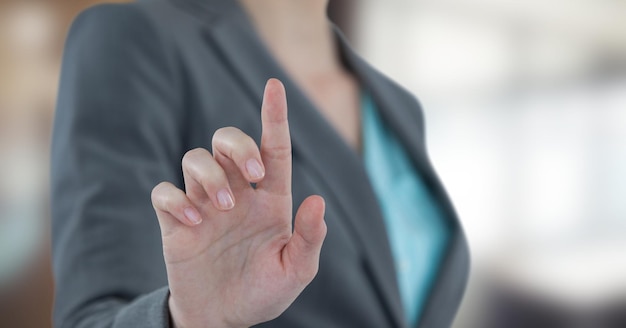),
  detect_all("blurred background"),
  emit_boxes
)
[0,0,624,327]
